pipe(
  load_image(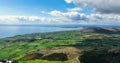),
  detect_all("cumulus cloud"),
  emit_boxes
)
[63,0,120,25]
[0,13,120,25]
[1,0,120,25]
[0,16,78,24]
[0,16,57,24]
[64,0,73,3]
[49,10,88,21]
[48,9,120,25]
[67,7,82,12]
[65,0,120,14]
[78,14,120,25]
